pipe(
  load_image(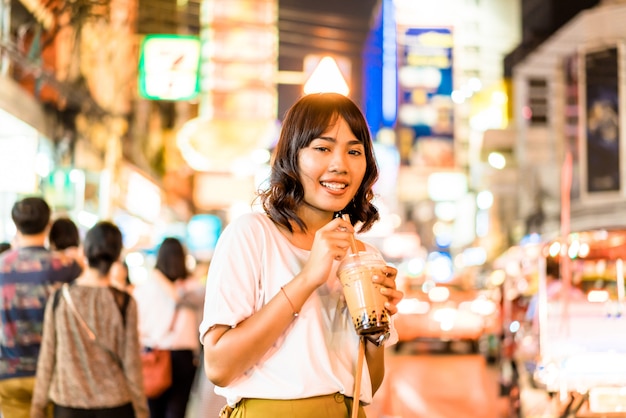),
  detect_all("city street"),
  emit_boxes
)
[365,341,509,418]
